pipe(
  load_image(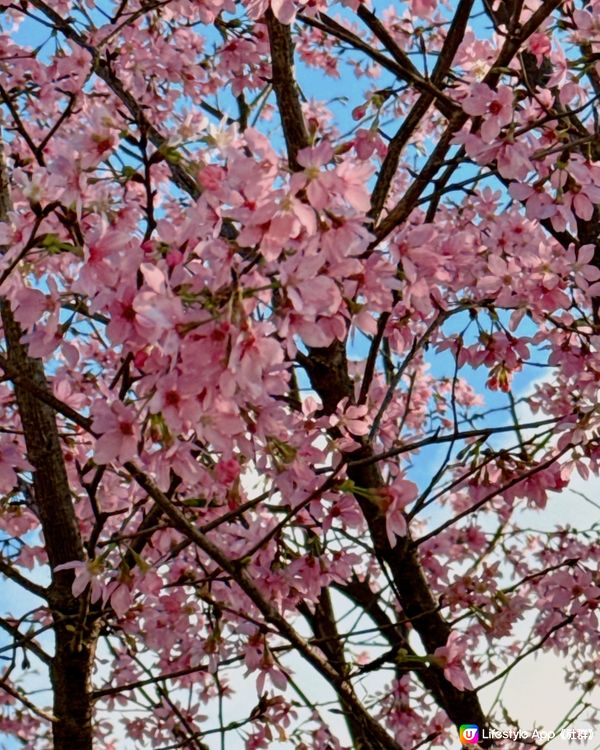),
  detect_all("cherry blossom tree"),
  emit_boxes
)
[0,0,599,749]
